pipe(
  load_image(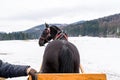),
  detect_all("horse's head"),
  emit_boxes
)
[39,23,61,46]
